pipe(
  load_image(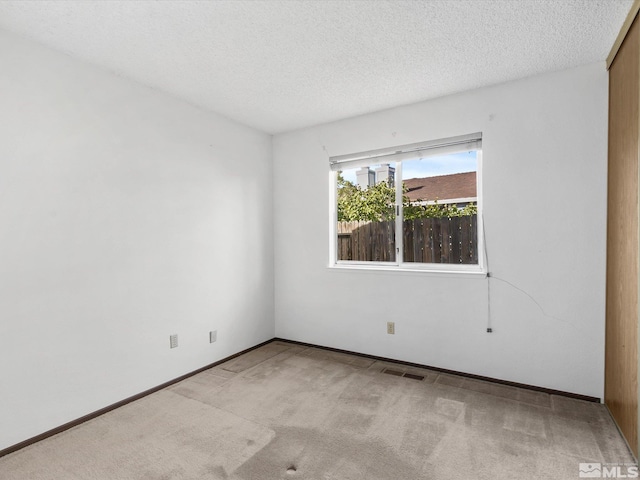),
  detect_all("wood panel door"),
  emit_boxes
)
[606,11,640,457]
